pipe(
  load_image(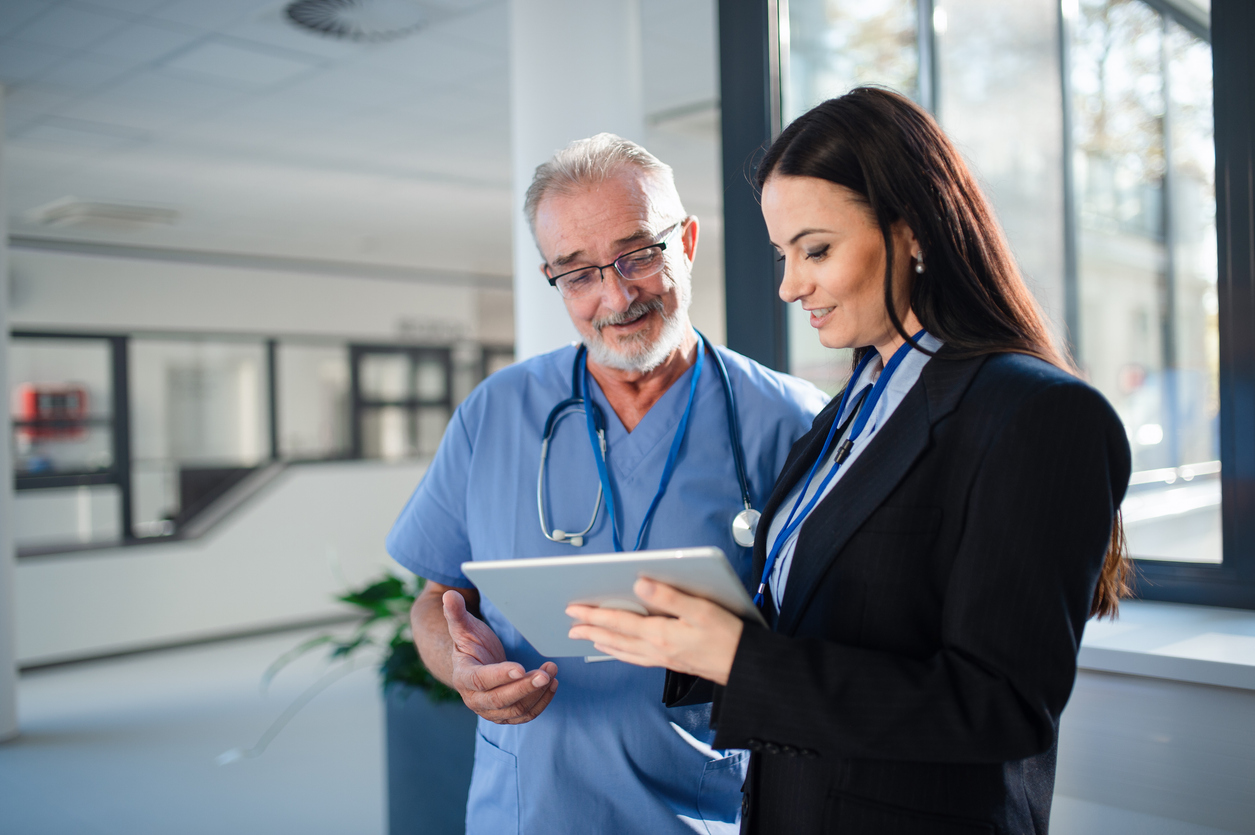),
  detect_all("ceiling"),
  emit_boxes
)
[0,0,720,281]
